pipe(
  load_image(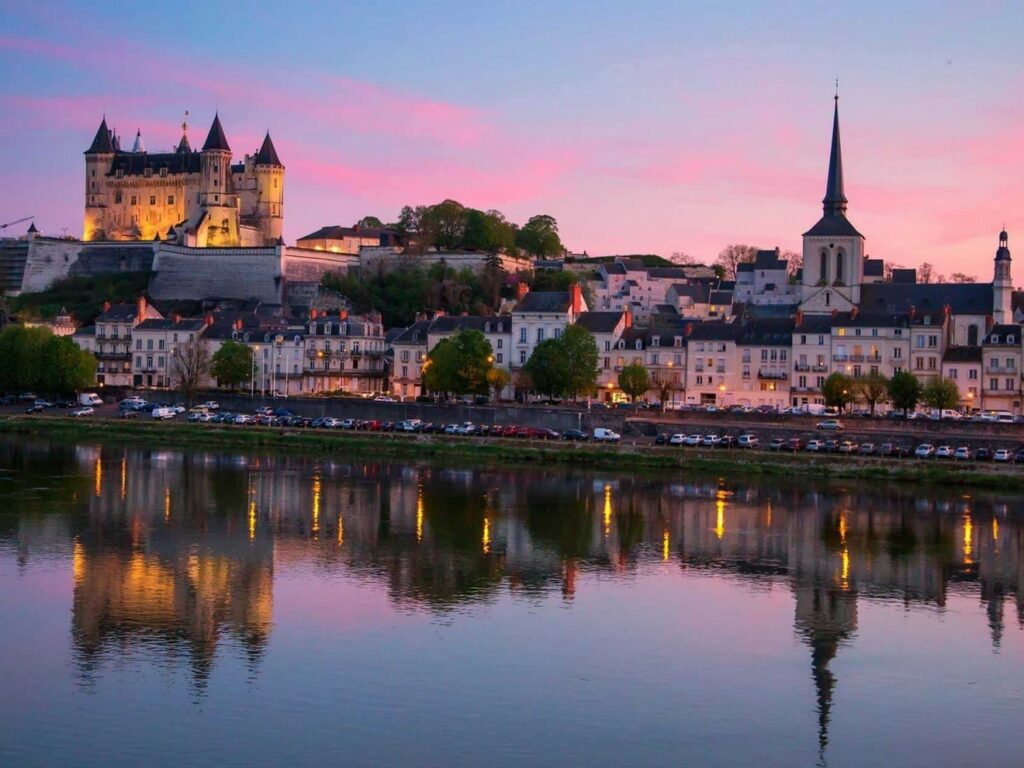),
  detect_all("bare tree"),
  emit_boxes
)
[949,272,976,283]
[715,244,759,280]
[883,262,905,281]
[670,251,697,265]
[172,338,211,407]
